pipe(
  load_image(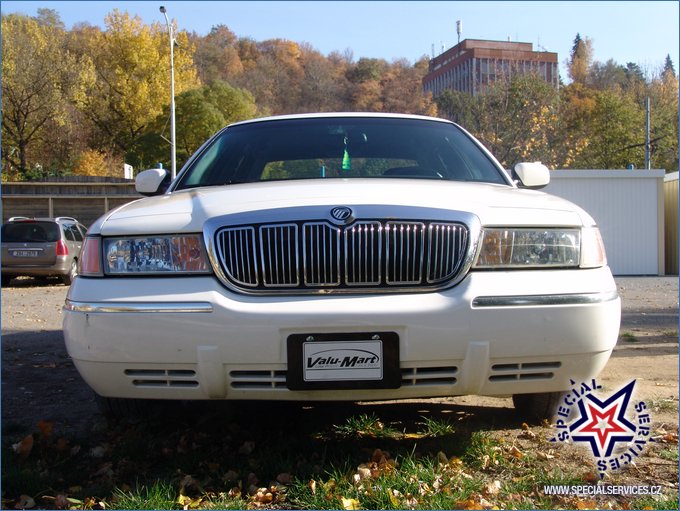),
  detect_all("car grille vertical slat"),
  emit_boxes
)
[259,224,299,287]
[215,219,468,293]
[217,227,258,287]
[386,222,425,285]
[303,223,340,286]
[345,221,381,286]
[427,223,468,283]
